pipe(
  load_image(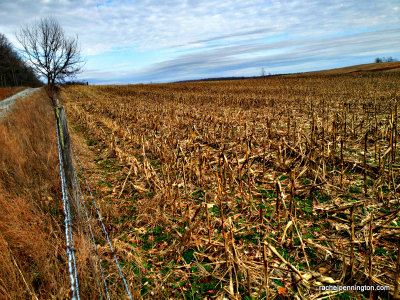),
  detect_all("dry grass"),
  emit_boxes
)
[0,87,28,101]
[0,89,98,299]
[61,71,400,299]
[297,61,400,75]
